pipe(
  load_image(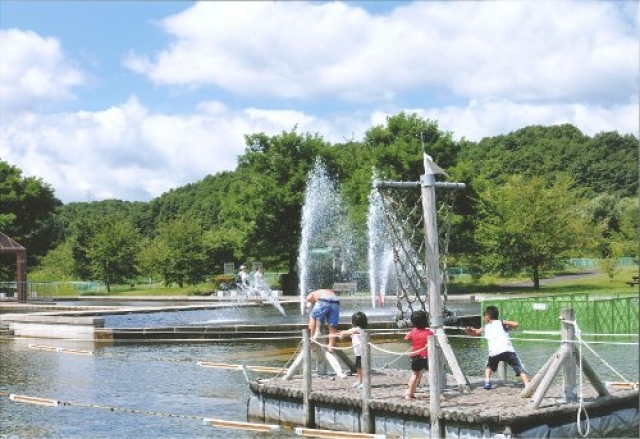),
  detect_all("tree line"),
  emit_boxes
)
[1,113,637,292]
